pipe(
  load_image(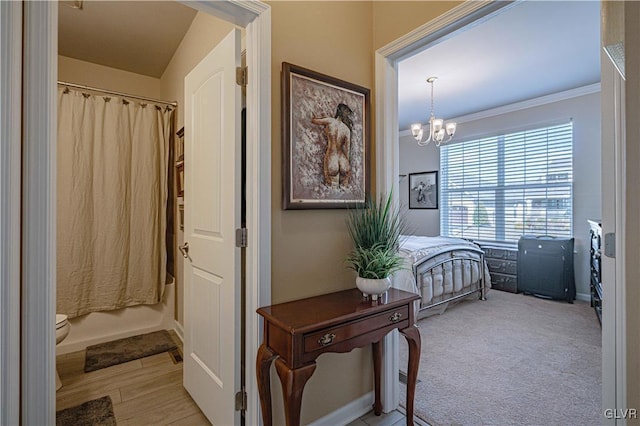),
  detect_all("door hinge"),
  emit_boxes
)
[236,66,247,87]
[604,232,615,258]
[235,389,247,411]
[236,228,248,248]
